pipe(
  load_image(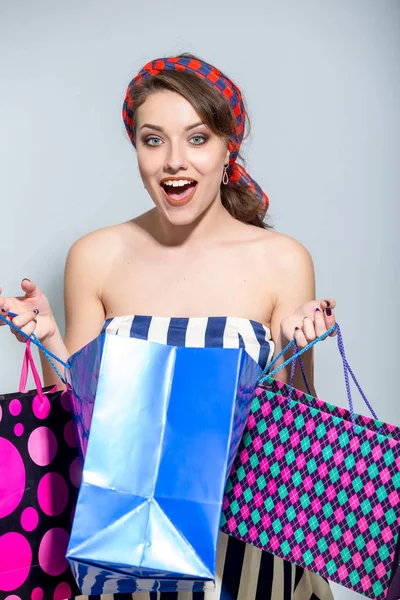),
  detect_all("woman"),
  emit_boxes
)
[0,53,336,600]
